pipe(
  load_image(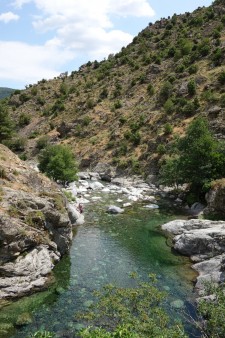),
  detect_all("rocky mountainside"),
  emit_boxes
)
[0,144,78,299]
[4,0,225,177]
